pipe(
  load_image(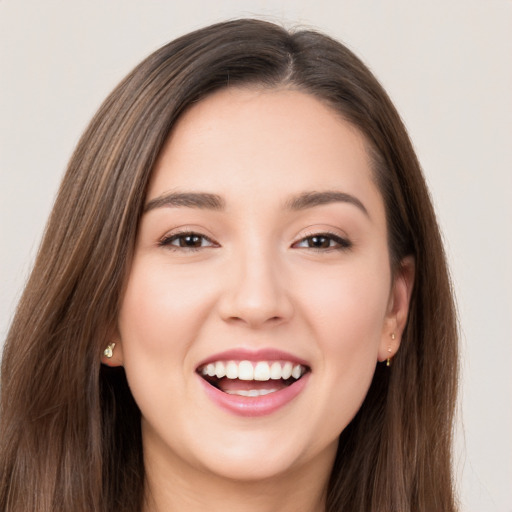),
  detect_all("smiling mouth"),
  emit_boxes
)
[197,360,309,397]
